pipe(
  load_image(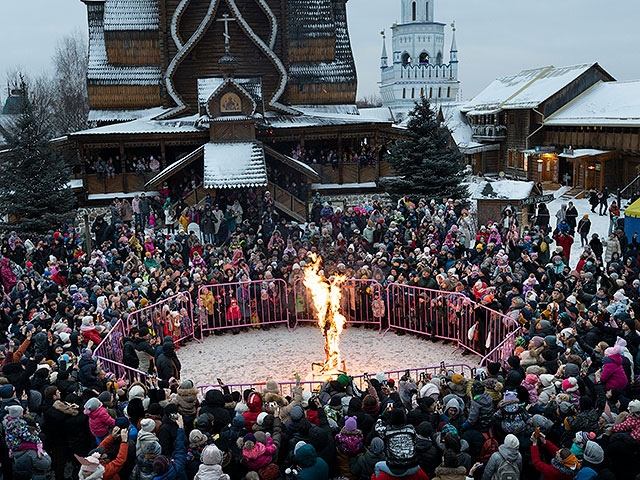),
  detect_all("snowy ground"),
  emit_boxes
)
[178,325,476,386]
[545,189,618,269]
